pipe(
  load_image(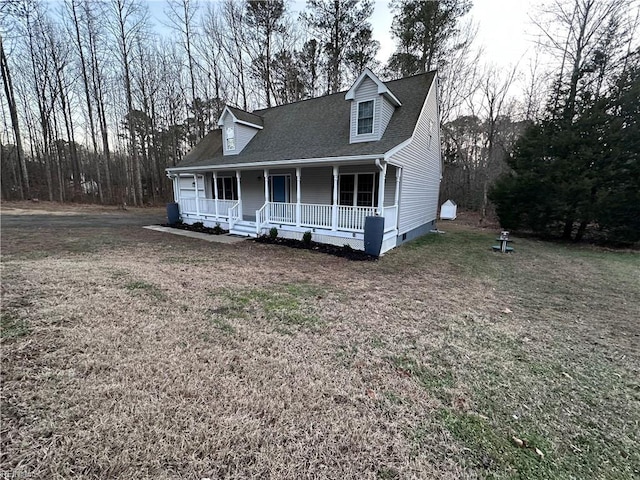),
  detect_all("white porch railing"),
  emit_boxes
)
[383,205,398,232]
[300,204,332,229]
[179,196,197,214]
[269,202,296,225]
[228,202,241,229]
[256,203,269,234]
[179,197,239,219]
[181,198,397,234]
[198,198,237,217]
[257,202,380,232]
[337,205,377,231]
